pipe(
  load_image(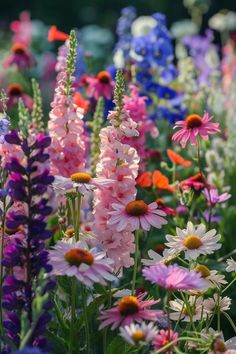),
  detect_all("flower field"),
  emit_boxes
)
[0,3,236,353]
